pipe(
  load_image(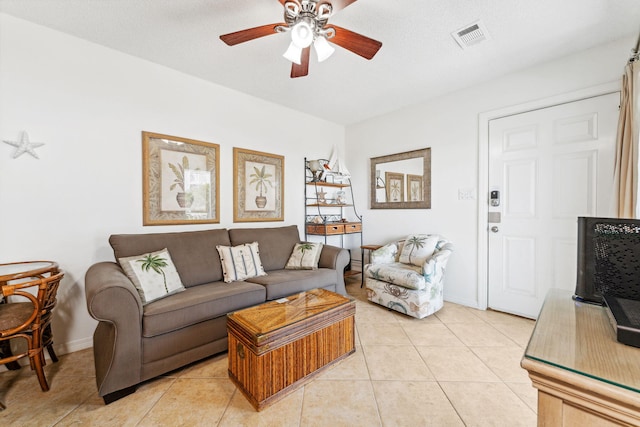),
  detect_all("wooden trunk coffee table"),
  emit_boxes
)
[227,288,356,411]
